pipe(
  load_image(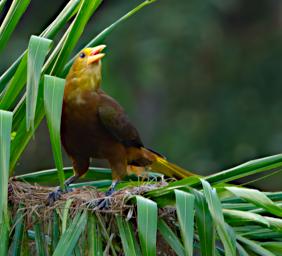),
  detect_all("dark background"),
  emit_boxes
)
[1,0,282,190]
